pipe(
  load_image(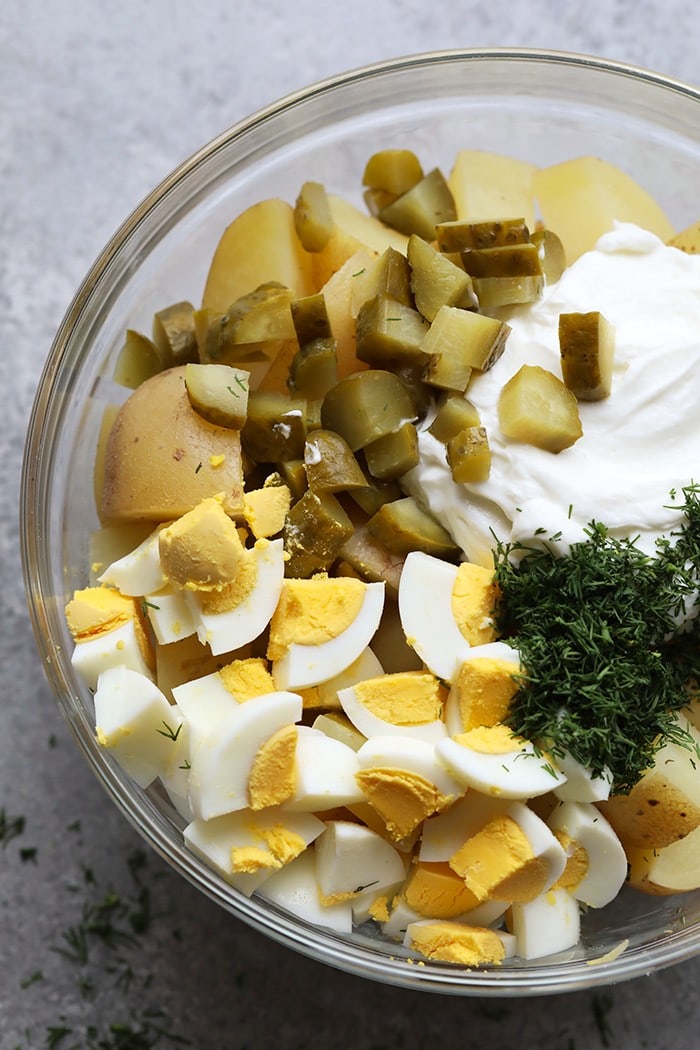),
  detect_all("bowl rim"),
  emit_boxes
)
[20,46,700,996]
